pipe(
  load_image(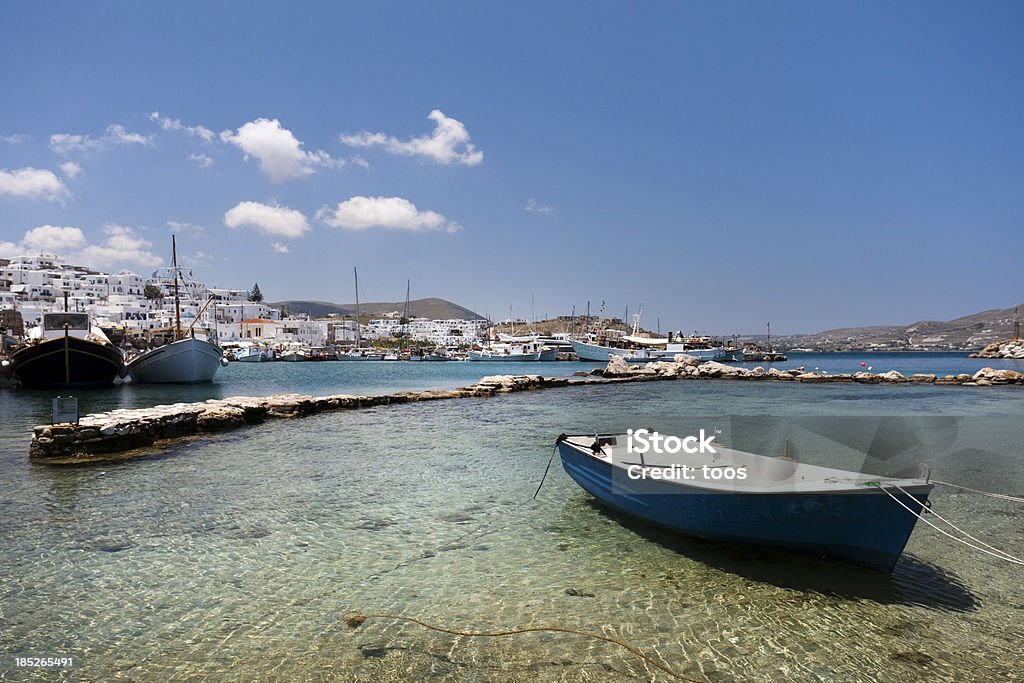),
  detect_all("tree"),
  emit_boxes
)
[248,282,264,302]
[143,284,163,300]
